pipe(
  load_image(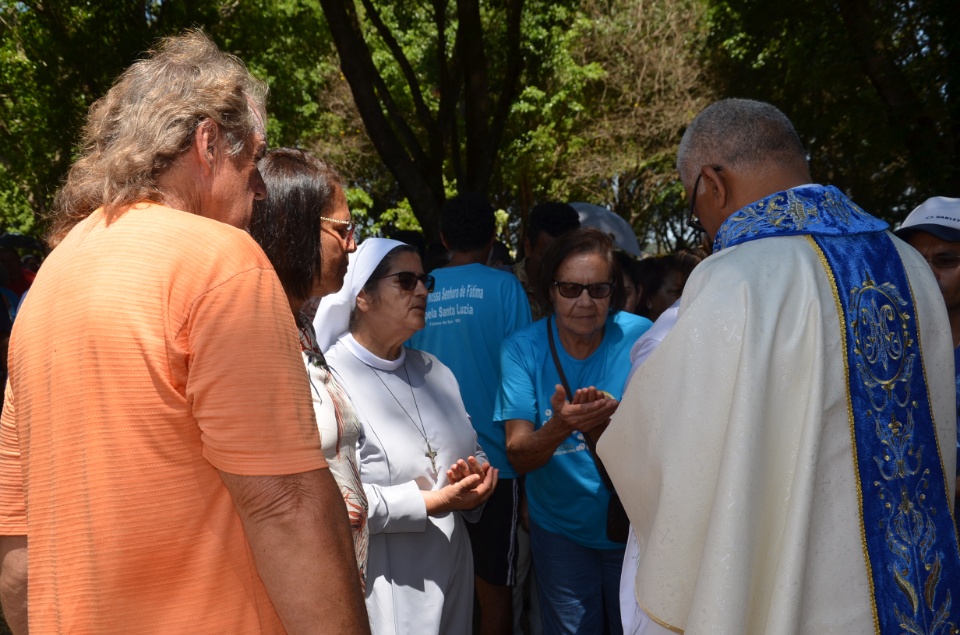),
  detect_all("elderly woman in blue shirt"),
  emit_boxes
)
[496,228,652,635]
